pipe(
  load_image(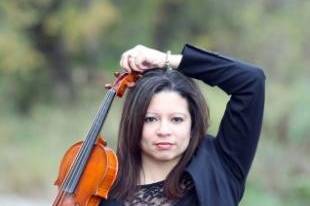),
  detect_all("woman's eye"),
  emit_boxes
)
[171,117,184,123]
[144,117,157,123]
